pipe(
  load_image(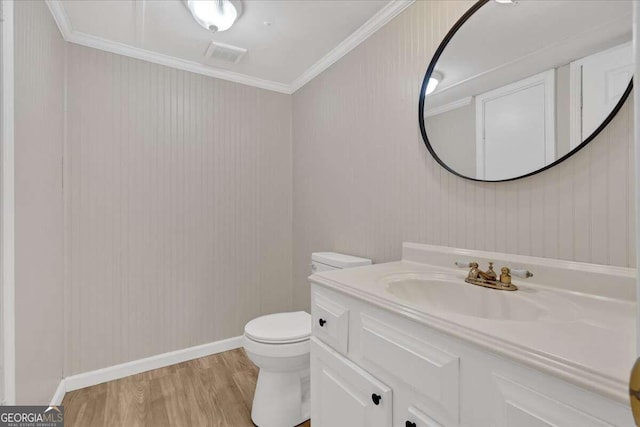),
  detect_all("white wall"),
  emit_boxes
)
[10,0,637,393]
[14,0,65,404]
[64,45,293,375]
[425,102,476,177]
[13,1,293,384]
[292,0,636,311]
